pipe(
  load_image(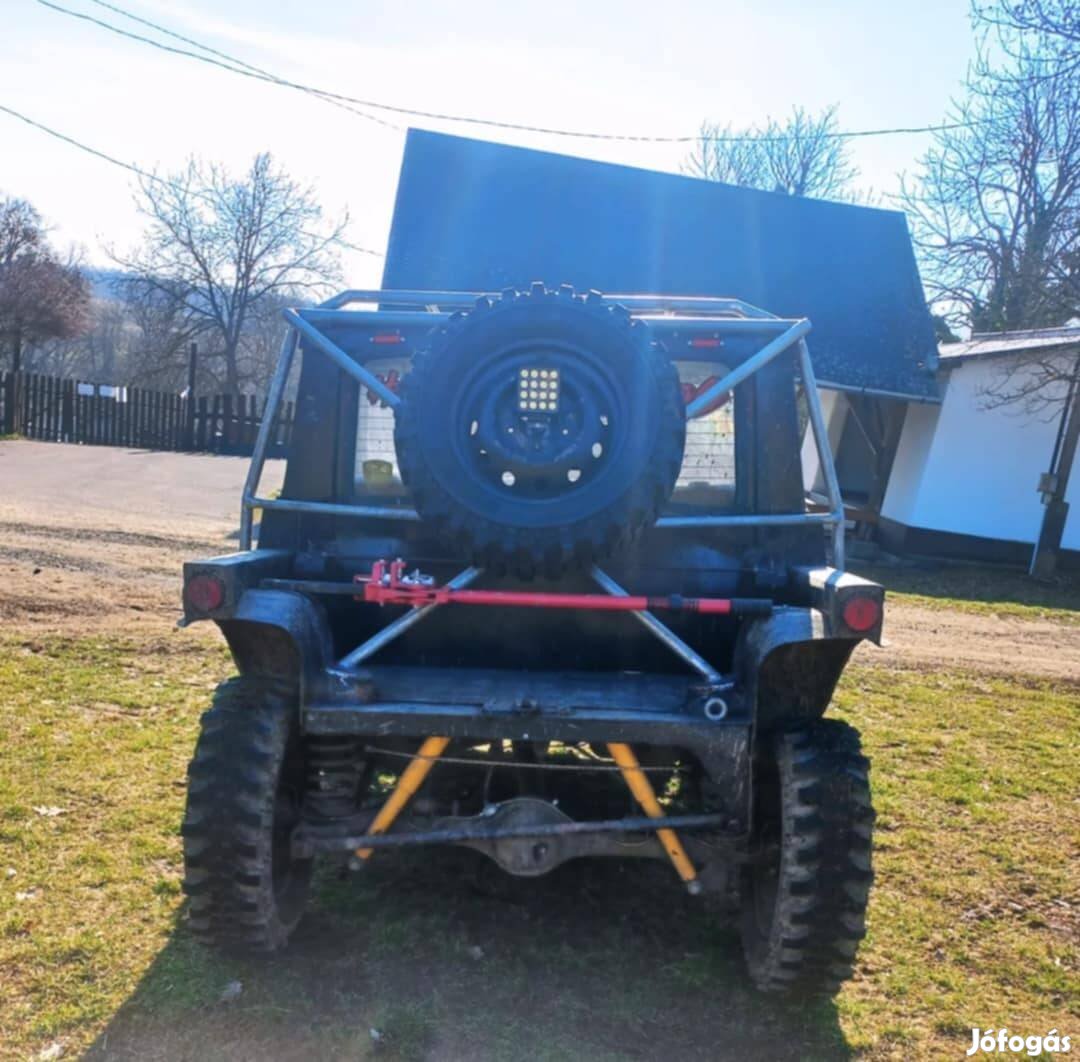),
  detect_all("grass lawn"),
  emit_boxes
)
[852,561,1080,624]
[0,631,1077,1060]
